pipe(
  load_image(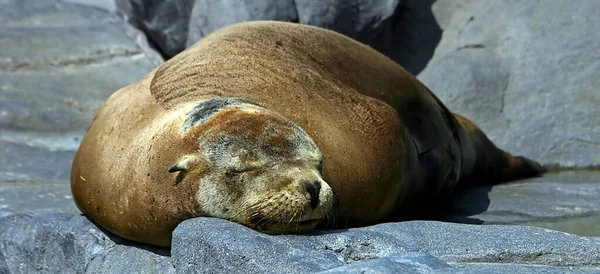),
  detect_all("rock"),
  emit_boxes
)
[0,0,162,134]
[116,0,196,58]
[129,0,440,75]
[186,0,298,48]
[0,140,75,182]
[417,0,600,168]
[172,217,600,273]
[294,0,398,36]
[0,213,171,274]
[316,252,452,273]
[171,218,346,274]
[445,171,600,237]
[0,0,163,203]
[2,214,599,273]
[186,0,427,72]
[373,0,443,75]
[0,179,77,215]
[61,0,117,12]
